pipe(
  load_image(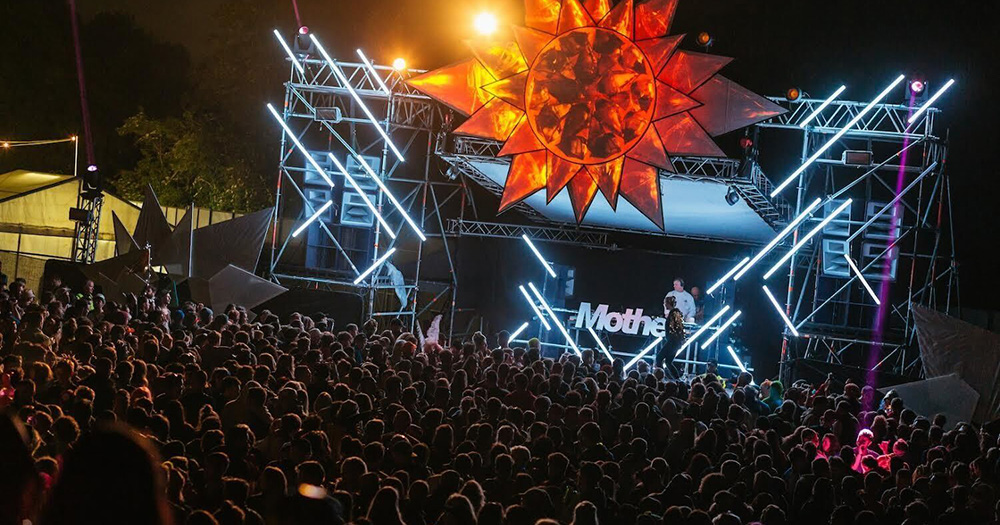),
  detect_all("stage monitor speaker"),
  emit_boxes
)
[862,201,903,241]
[303,151,334,187]
[822,199,853,237]
[822,239,850,278]
[821,199,852,277]
[68,207,92,222]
